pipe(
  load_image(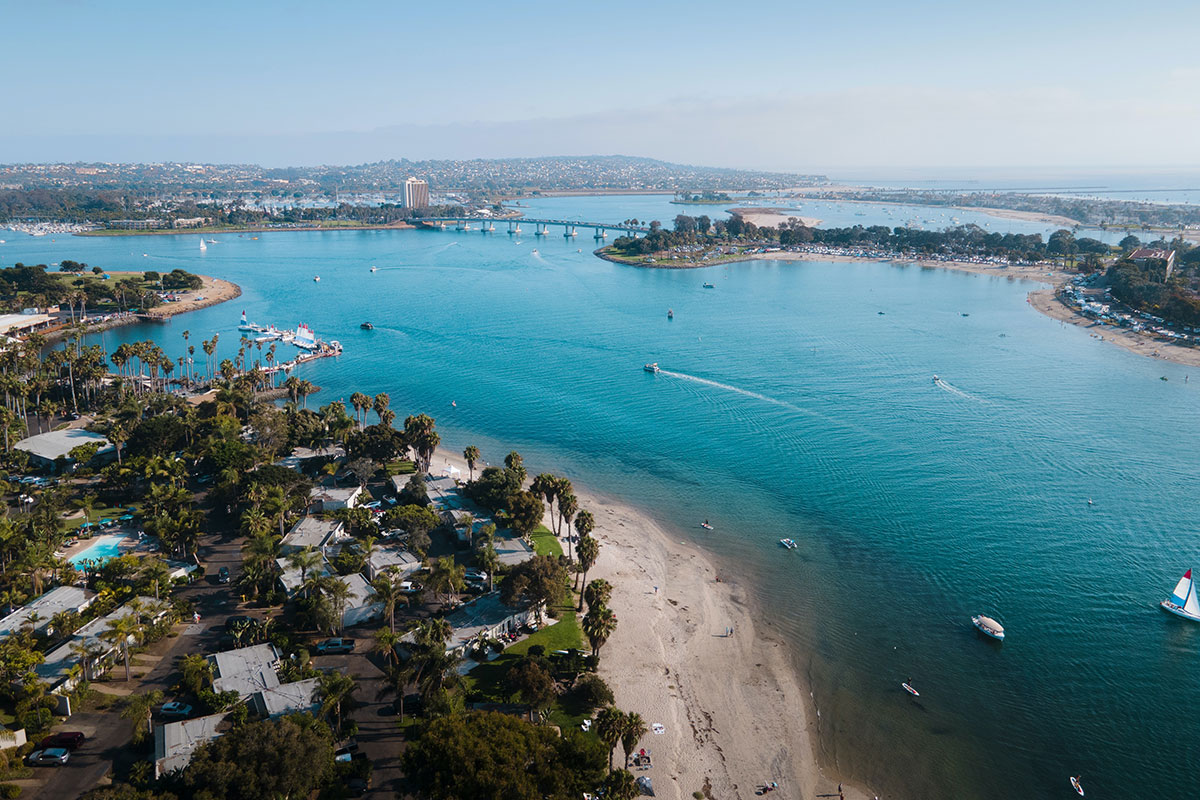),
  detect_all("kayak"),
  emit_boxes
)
[1070,777,1084,796]
[902,682,919,697]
